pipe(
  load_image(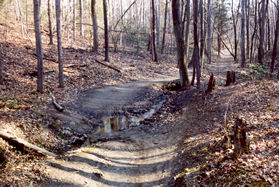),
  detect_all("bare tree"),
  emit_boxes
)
[79,0,83,36]
[48,0,53,45]
[103,0,109,62]
[185,0,190,61]
[91,0,99,52]
[207,0,212,63]
[73,0,76,41]
[270,4,279,75]
[192,0,200,88]
[33,0,44,93]
[258,0,266,64]
[241,0,246,67]
[151,0,158,62]
[246,0,250,57]
[172,0,189,87]
[161,0,168,53]
[56,0,64,88]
